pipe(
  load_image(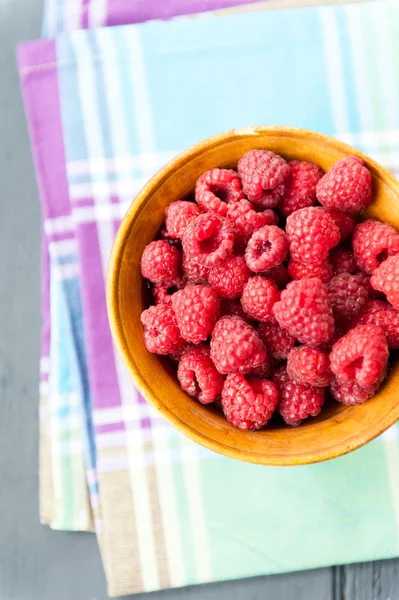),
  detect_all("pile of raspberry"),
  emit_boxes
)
[140,149,399,430]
